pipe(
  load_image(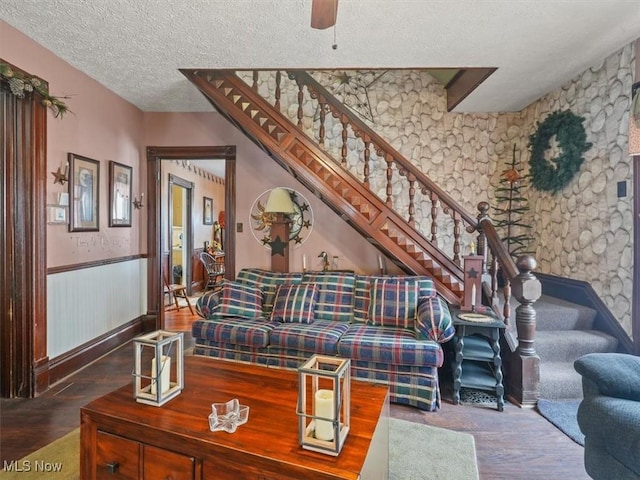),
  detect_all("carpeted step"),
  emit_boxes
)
[499,294,597,330]
[535,330,618,363]
[539,362,584,400]
[533,296,597,331]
